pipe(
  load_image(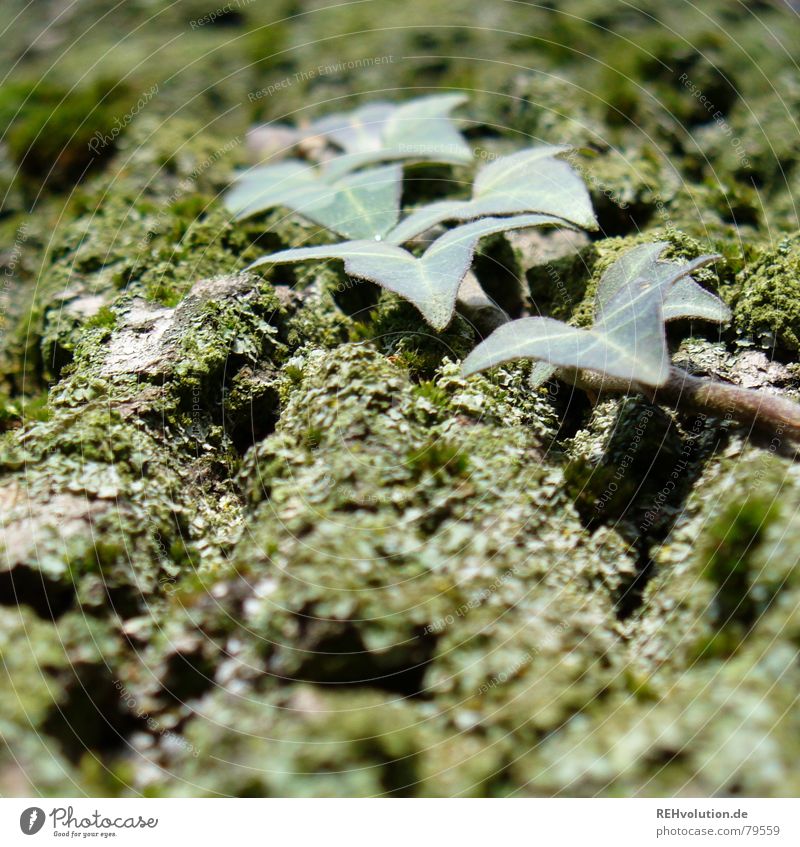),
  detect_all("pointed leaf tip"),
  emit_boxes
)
[248,215,572,330]
[467,245,727,388]
[596,245,727,328]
